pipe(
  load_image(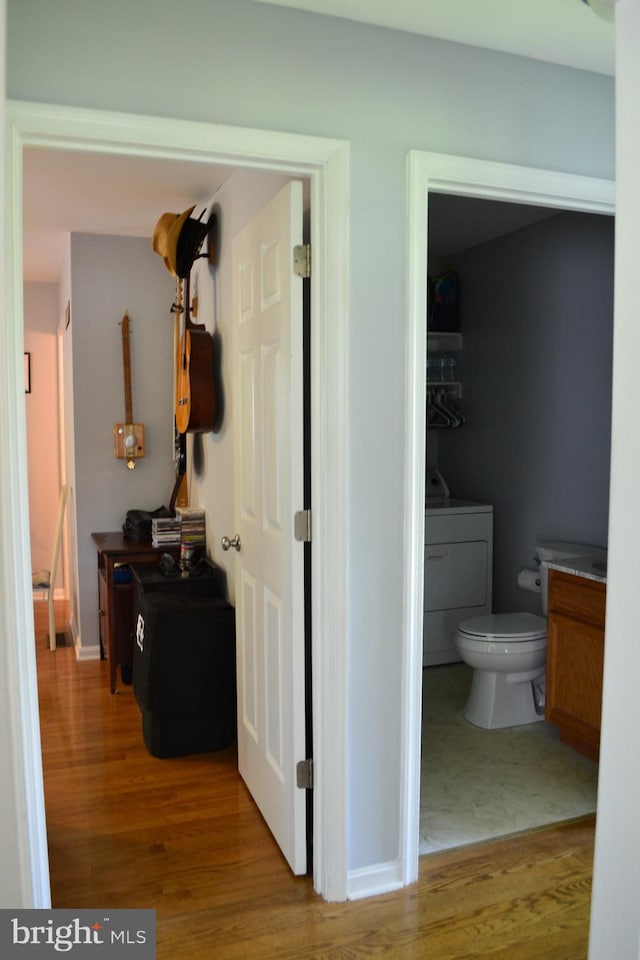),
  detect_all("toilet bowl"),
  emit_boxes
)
[455,612,547,729]
[453,539,607,730]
